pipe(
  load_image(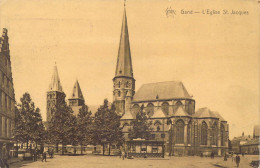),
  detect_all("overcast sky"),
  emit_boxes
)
[0,0,259,138]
